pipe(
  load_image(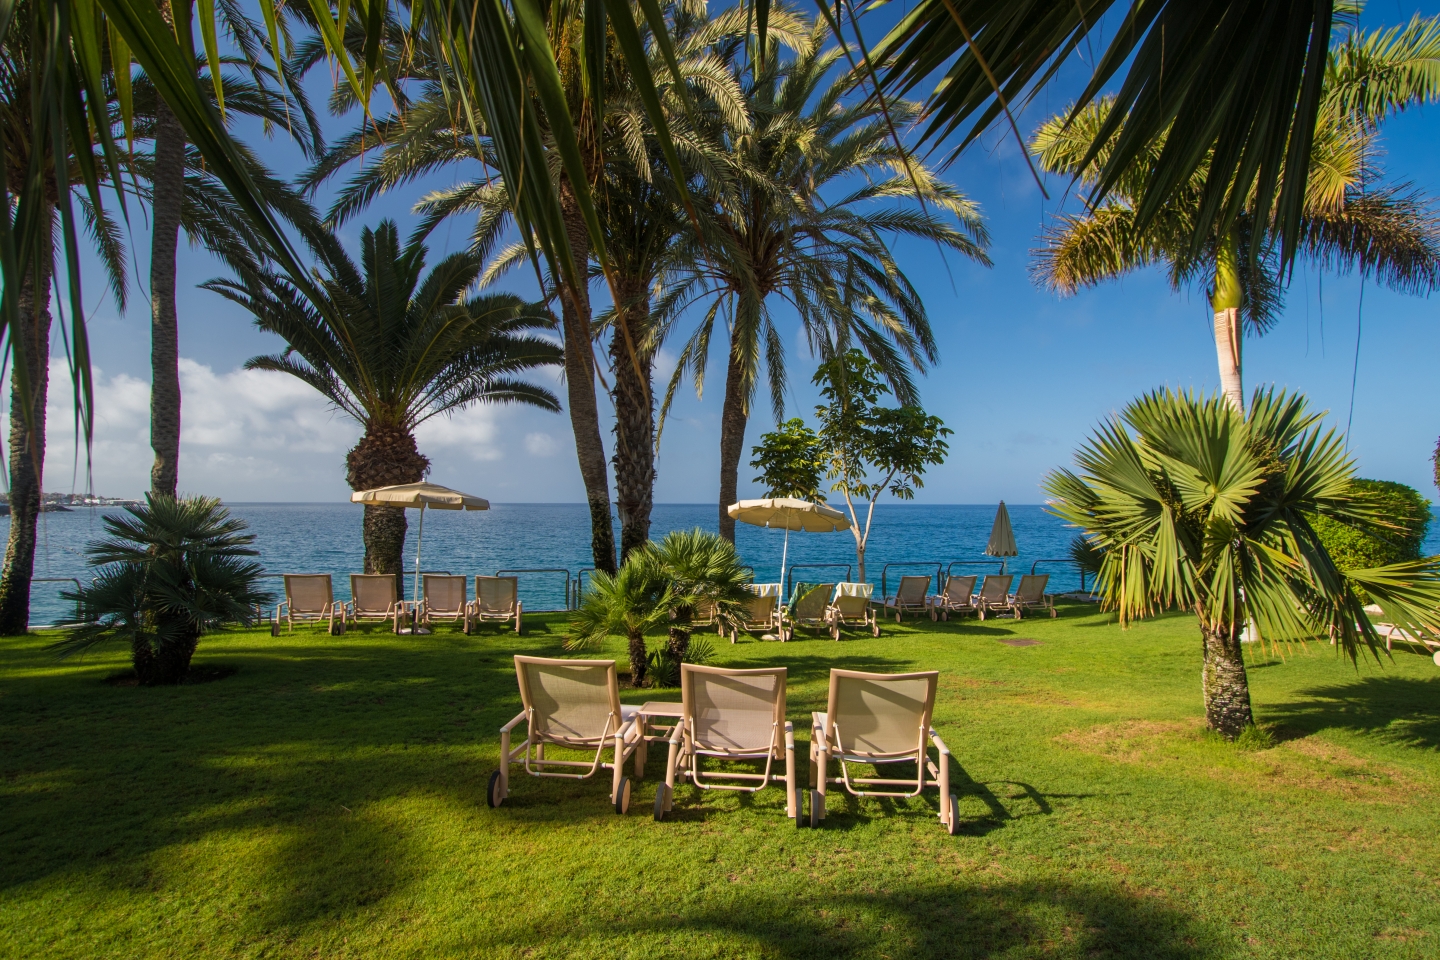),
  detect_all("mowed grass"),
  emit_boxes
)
[2,604,1439,960]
